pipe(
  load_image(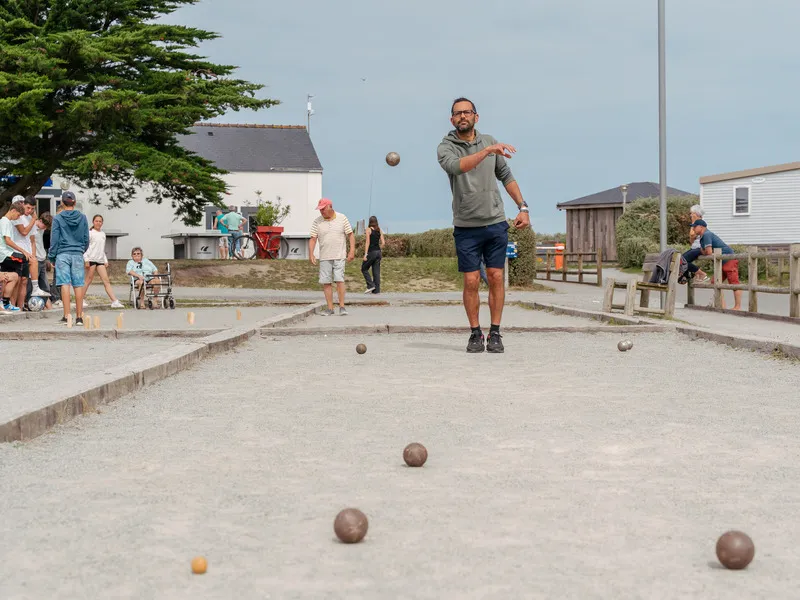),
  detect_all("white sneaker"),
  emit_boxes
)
[31,286,50,297]
[110,300,124,308]
[364,287,375,294]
